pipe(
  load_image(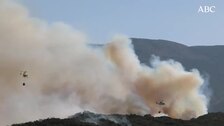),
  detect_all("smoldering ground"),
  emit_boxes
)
[0,0,209,125]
